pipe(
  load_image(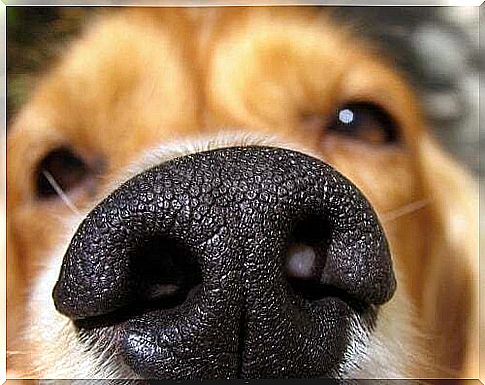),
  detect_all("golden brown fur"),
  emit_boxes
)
[6,7,478,381]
